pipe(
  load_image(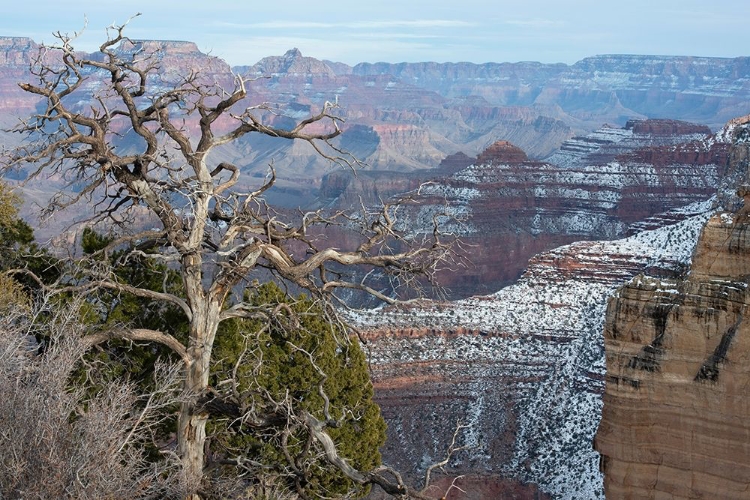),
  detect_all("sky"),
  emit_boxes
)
[2,1,749,66]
